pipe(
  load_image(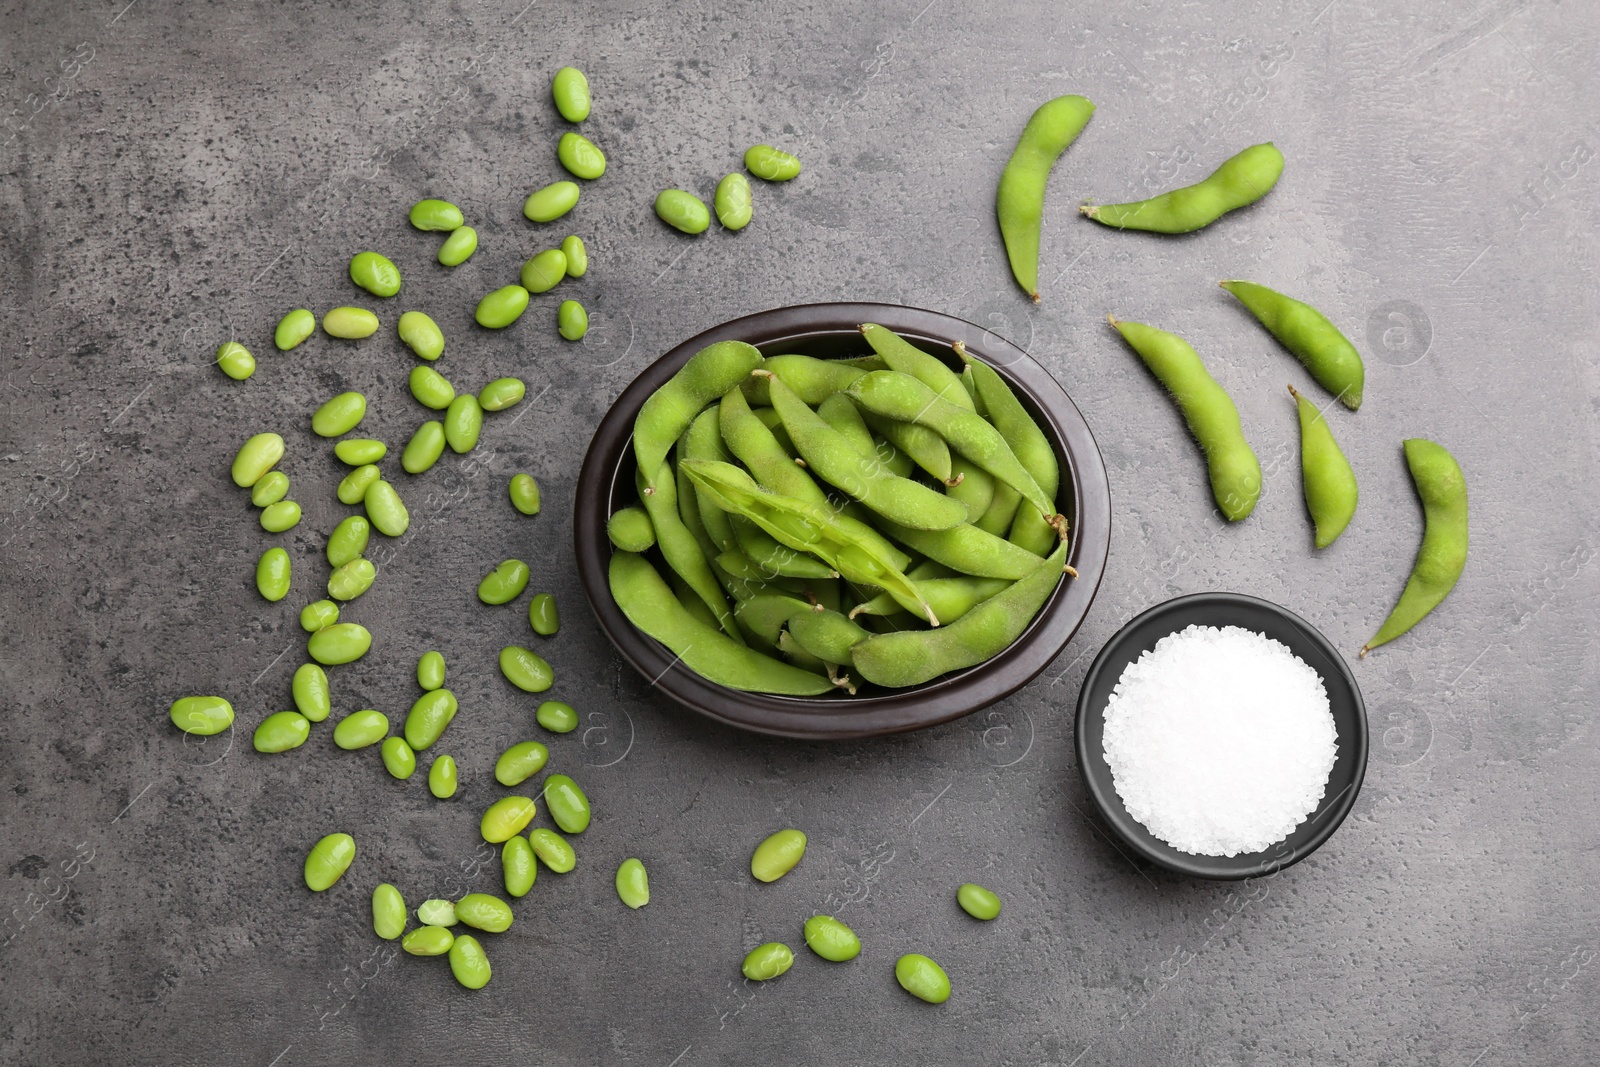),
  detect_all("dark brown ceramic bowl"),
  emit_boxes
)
[574,302,1111,740]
